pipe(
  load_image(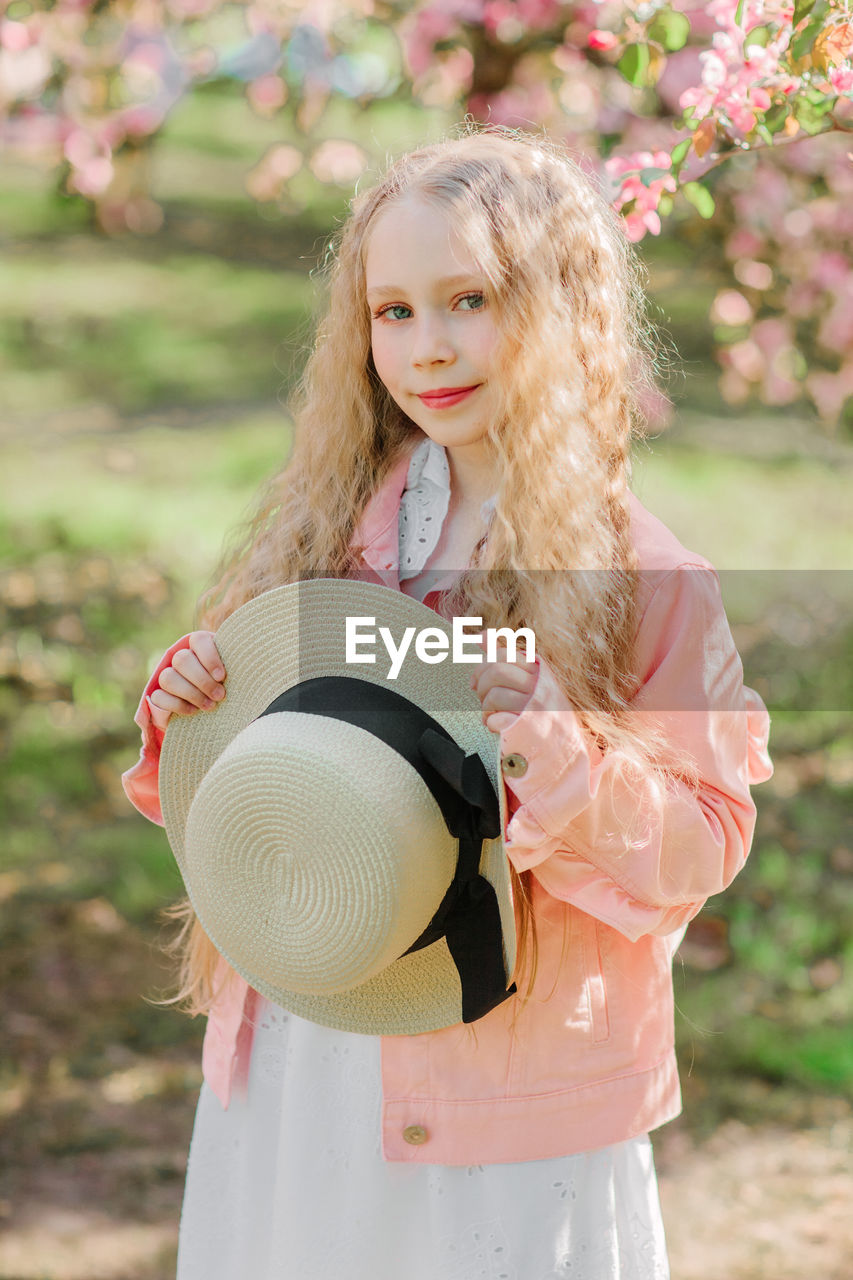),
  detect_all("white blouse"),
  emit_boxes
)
[398,436,496,602]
